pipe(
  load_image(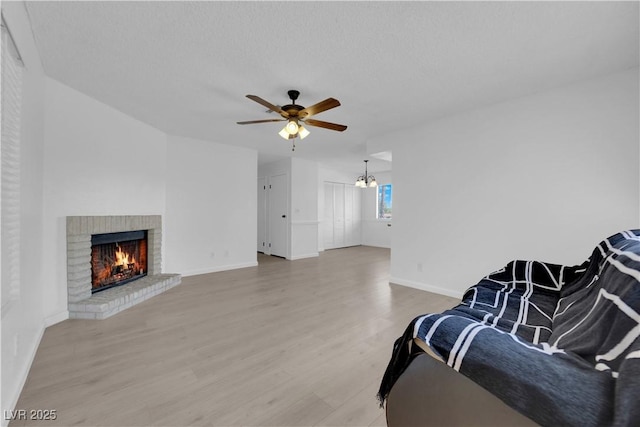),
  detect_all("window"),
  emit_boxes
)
[377,184,392,219]
[2,16,24,315]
